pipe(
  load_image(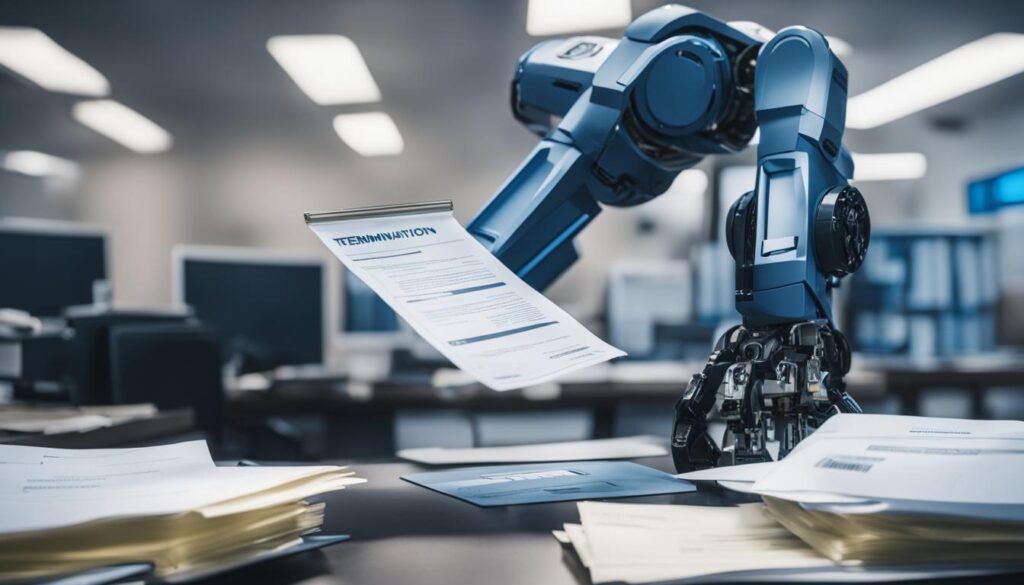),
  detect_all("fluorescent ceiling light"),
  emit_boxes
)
[2,150,79,178]
[333,112,404,156]
[72,100,173,154]
[848,33,1024,129]
[0,27,109,96]
[851,152,927,181]
[526,0,631,36]
[267,35,381,105]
